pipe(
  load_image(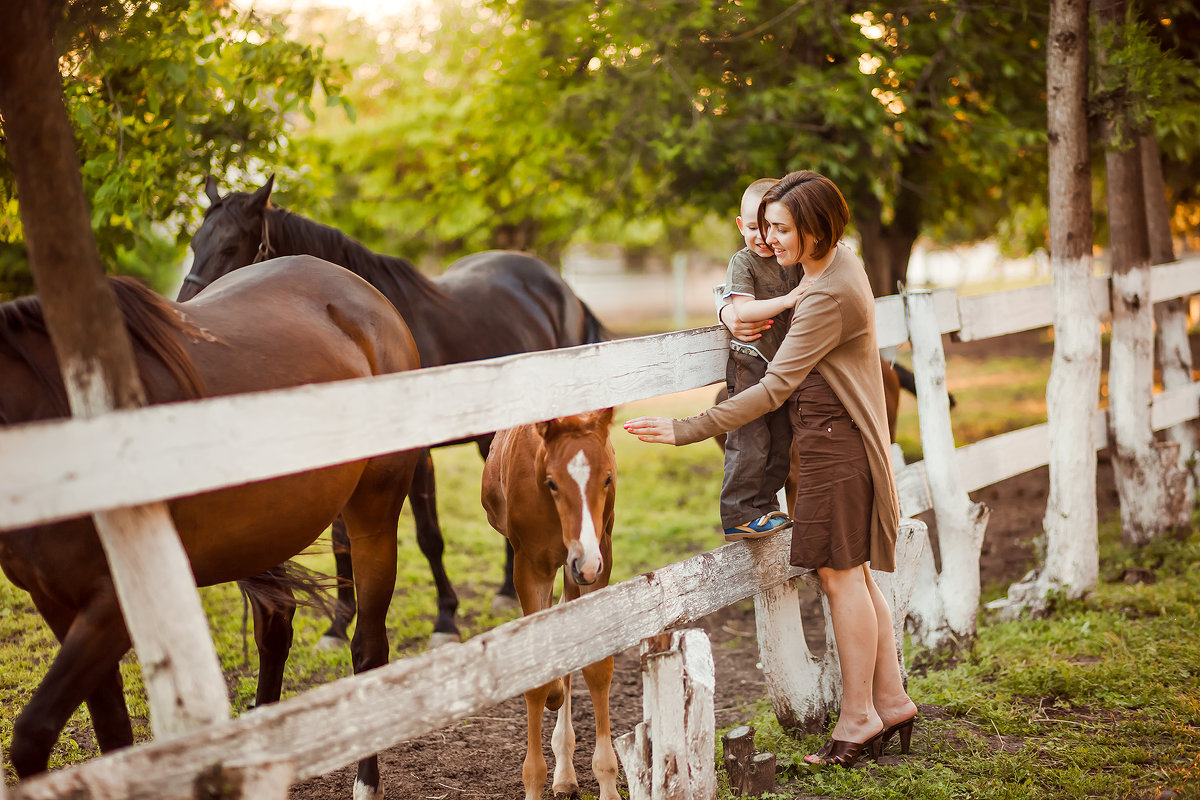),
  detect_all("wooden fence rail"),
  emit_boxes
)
[2,255,1197,796]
